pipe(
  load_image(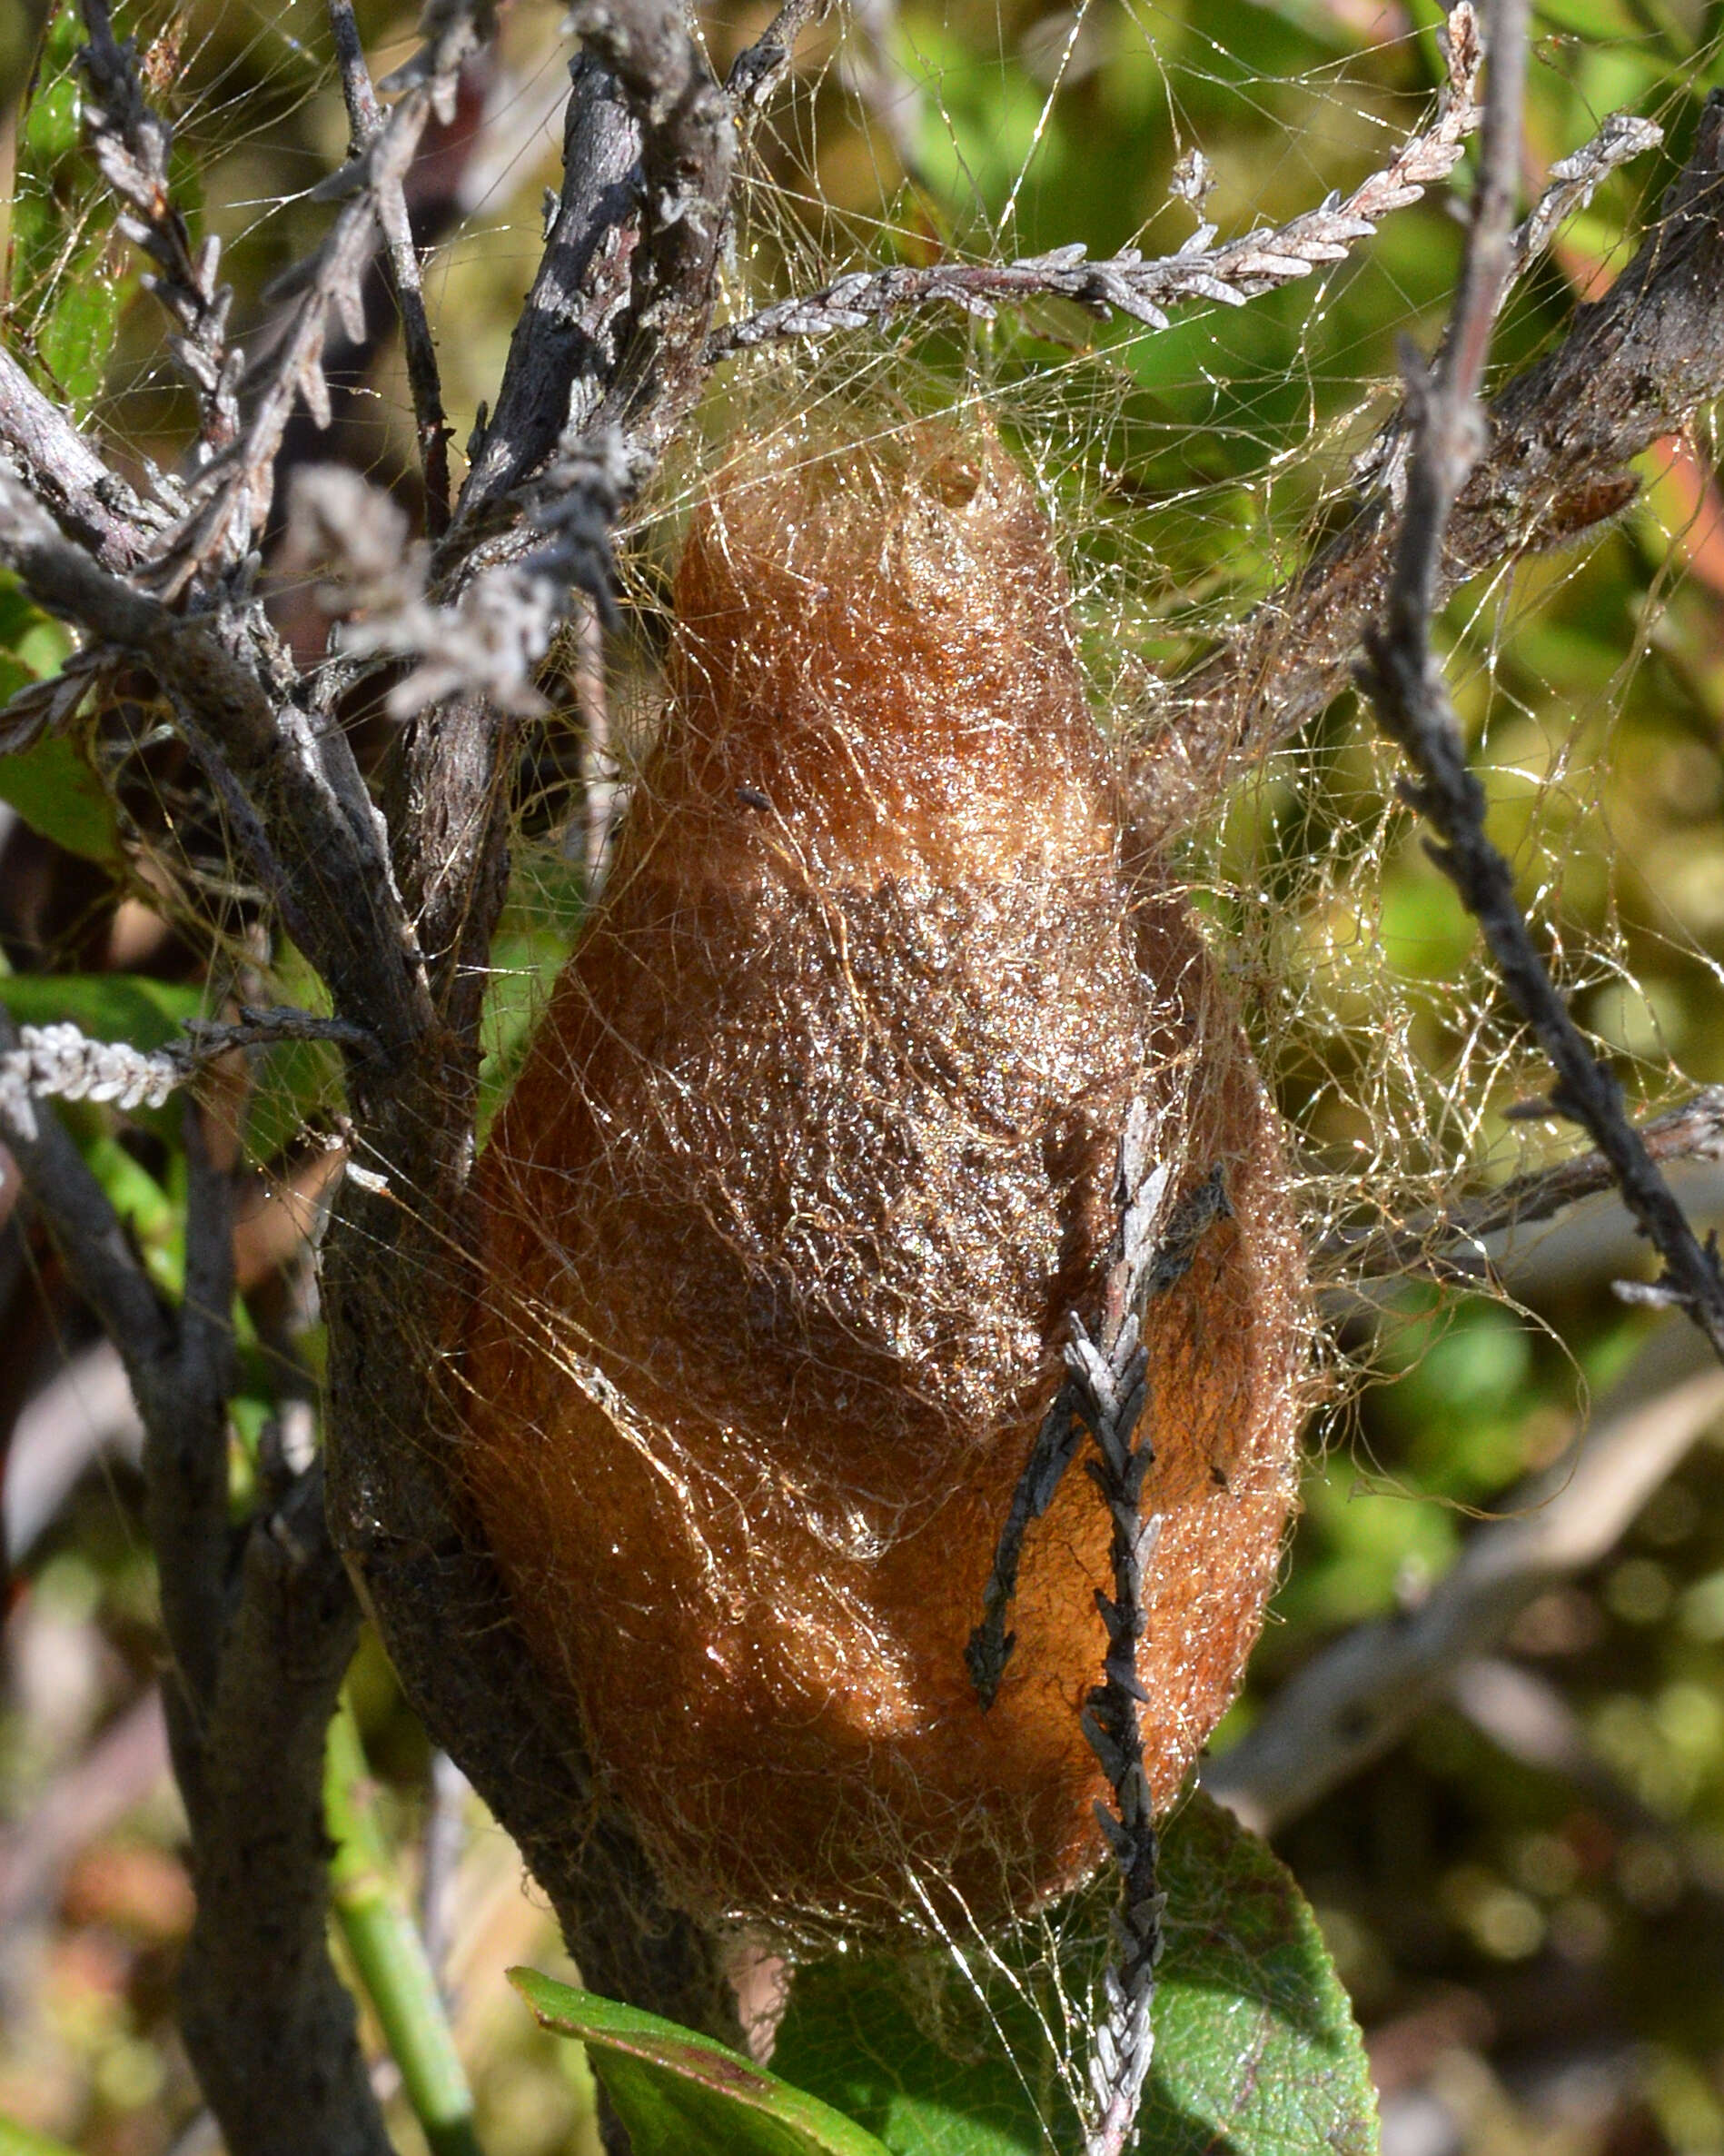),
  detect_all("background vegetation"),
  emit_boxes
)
[5,0,1724,2150]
